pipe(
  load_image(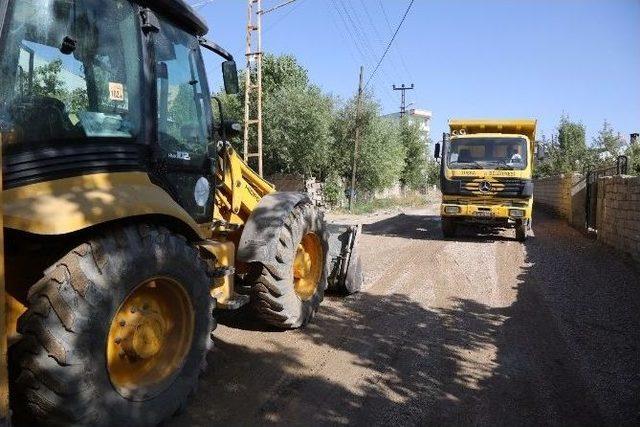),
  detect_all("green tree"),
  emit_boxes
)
[537,115,593,175]
[212,54,334,178]
[626,139,640,175]
[425,158,440,187]
[593,120,625,158]
[261,54,308,94]
[557,114,589,172]
[399,118,428,190]
[32,59,67,99]
[263,85,335,177]
[332,91,405,194]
